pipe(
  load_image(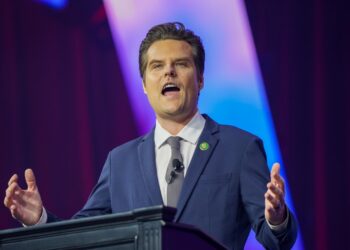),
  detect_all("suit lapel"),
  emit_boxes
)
[175,116,219,221]
[137,130,163,205]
